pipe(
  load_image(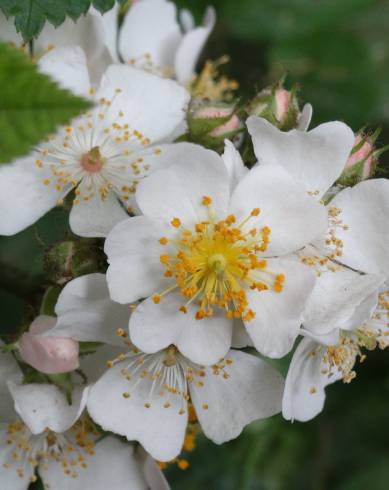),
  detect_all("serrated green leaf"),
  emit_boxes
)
[0,0,125,41]
[0,42,91,164]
